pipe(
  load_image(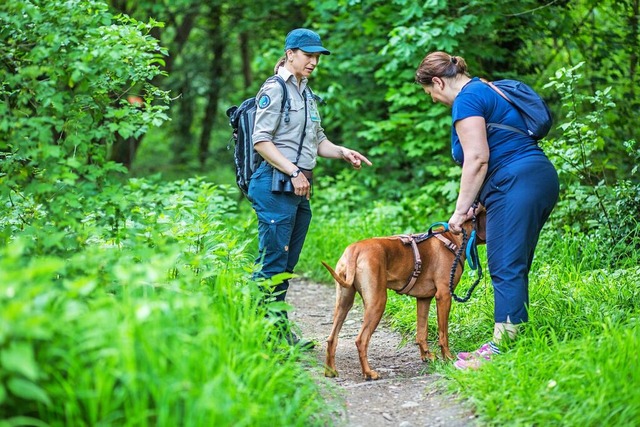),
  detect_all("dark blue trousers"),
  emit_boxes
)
[247,162,312,304]
[479,154,559,324]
